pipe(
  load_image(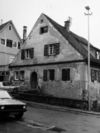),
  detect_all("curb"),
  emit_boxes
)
[24,100,100,116]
